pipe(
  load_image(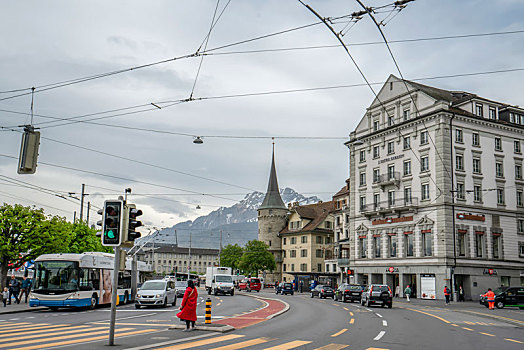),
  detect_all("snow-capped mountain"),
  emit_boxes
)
[146,188,319,249]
